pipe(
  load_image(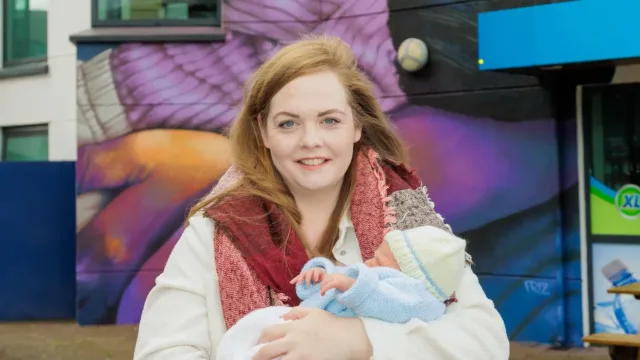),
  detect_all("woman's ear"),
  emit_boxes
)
[354,125,363,143]
[258,114,270,148]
